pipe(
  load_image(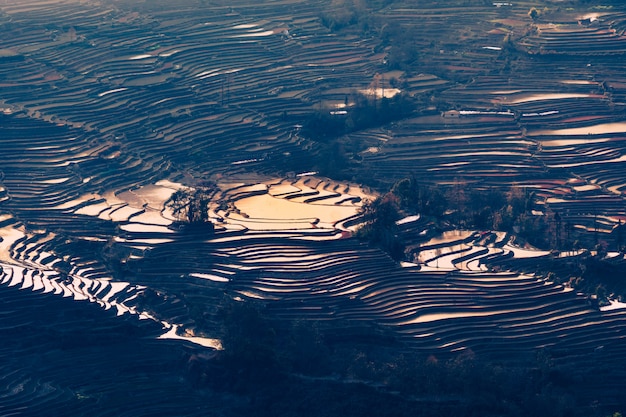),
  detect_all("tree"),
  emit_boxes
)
[357,193,404,260]
[391,177,420,210]
[320,0,367,31]
[390,177,447,218]
[166,184,215,225]
[446,178,468,226]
